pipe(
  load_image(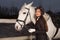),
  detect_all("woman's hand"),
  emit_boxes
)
[28,28,36,33]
